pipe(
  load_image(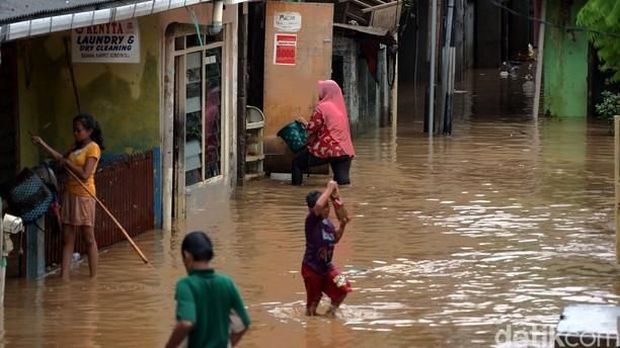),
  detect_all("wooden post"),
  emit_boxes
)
[532,0,546,119]
[237,2,249,186]
[390,34,398,129]
[381,47,389,127]
[615,116,620,263]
